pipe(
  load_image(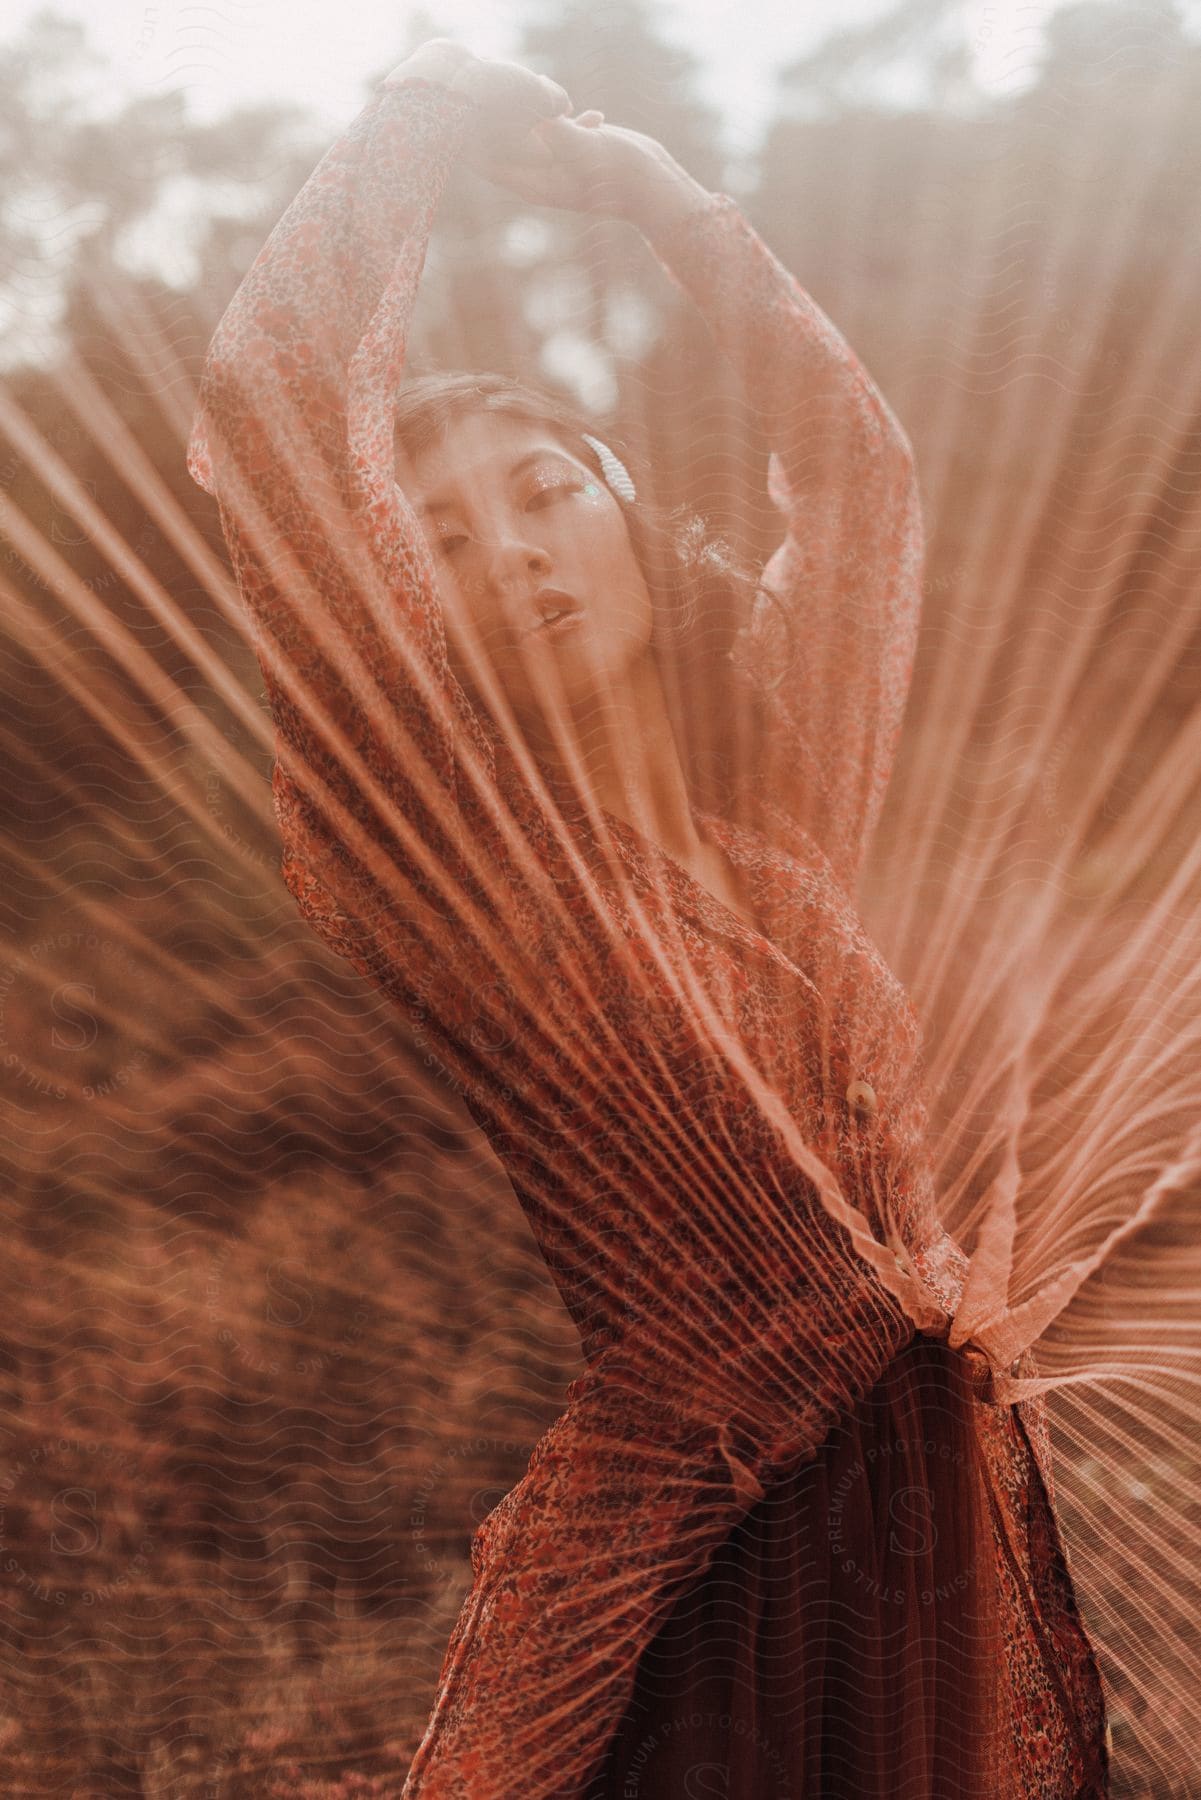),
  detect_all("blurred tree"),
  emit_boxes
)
[1041,0,1191,94]
[0,5,1199,1784]
[520,0,724,191]
[509,0,728,414]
